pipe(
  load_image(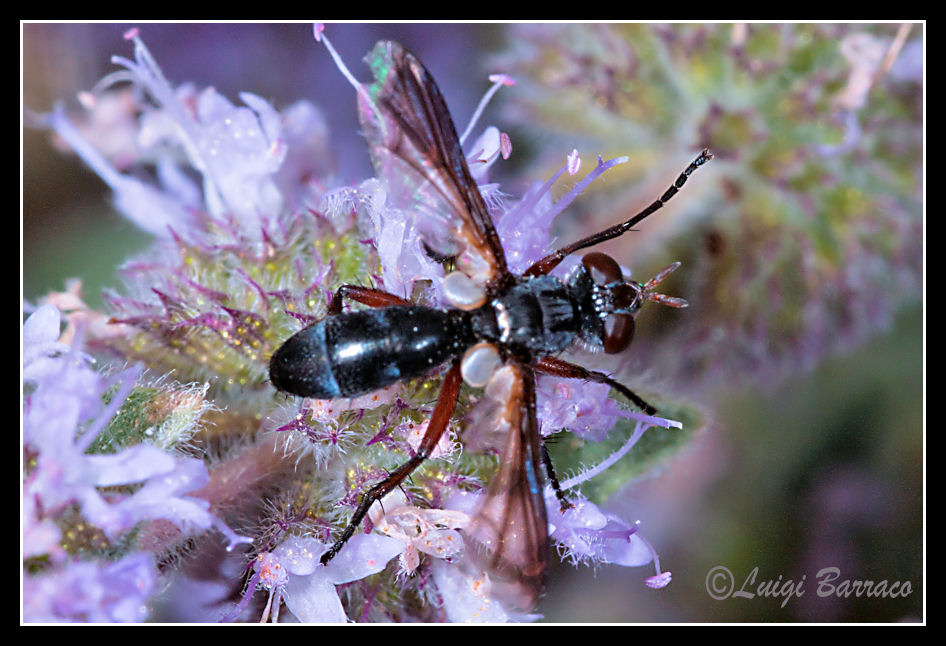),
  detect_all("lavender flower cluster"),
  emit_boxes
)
[23,303,251,621]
